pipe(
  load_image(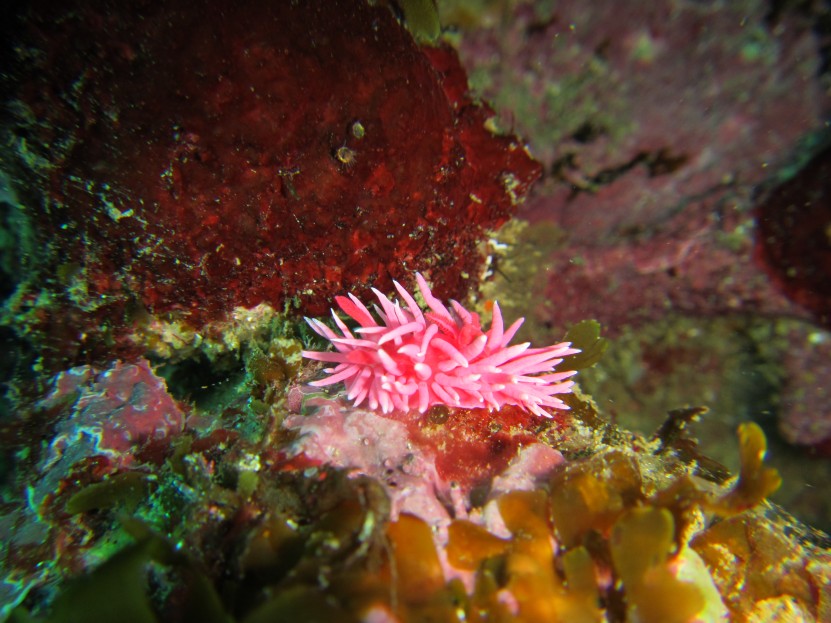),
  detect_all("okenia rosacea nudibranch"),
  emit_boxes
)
[301,274,578,417]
